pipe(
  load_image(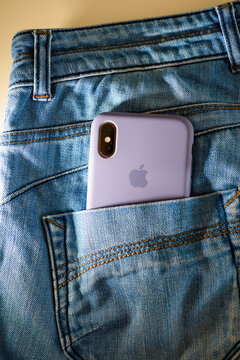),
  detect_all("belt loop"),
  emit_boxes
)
[32,29,52,101]
[216,2,240,73]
